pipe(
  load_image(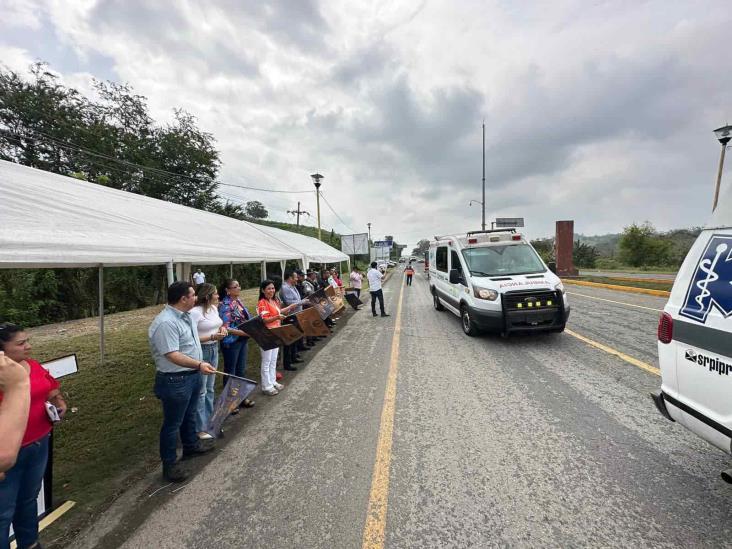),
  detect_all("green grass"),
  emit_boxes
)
[35,289,263,547]
[576,276,672,292]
